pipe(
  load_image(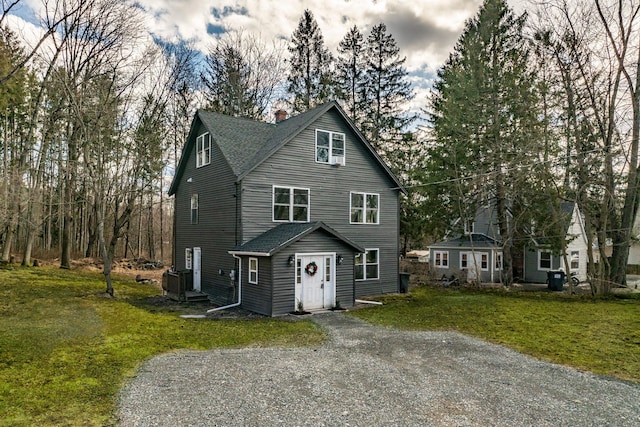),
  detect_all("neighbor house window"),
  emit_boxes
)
[570,251,579,270]
[355,249,379,281]
[316,129,345,164]
[350,192,379,224]
[249,258,258,284]
[538,250,552,270]
[196,132,211,167]
[185,248,192,270]
[273,186,310,222]
[464,220,475,234]
[495,252,503,270]
[480,253,489,270]
[460,252,468,269]
[190,194,199,224]
[434,251,449,268]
